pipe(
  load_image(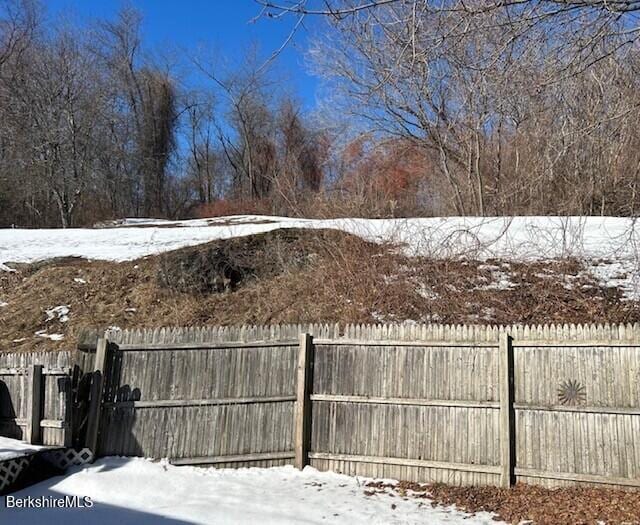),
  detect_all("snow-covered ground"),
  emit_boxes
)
[3,457,502,524]
[1,215,639,298]
[0,436,47,461]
